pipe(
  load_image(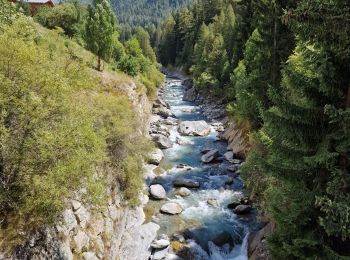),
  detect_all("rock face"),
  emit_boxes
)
[183,87,197,102]
[149,149,164,165]
[149,184,167,200]
[173,178,200,188]
[160,202,183,215]
[178,121,211,136]
[182,78,193,90]
[201,149,220,163]
[152,134,173,149]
